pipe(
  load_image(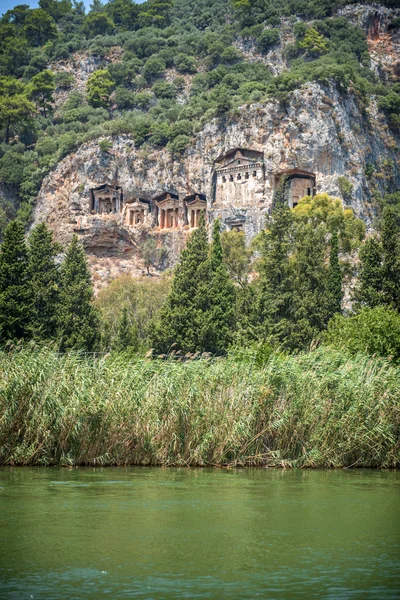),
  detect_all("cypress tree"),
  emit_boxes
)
[151,215,210,353]
[290,222,329,350]
[200,219,236,354]
[0,220,31,343]
[381,205,400,310]
[58,235,100,351]
[28,222,61,342]
[353,237,384,309]
[326,229,343,320]
[258,205,294,344]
